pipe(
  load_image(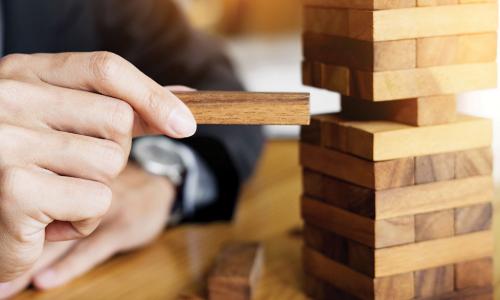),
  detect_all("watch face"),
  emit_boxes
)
[132,137,185,183]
